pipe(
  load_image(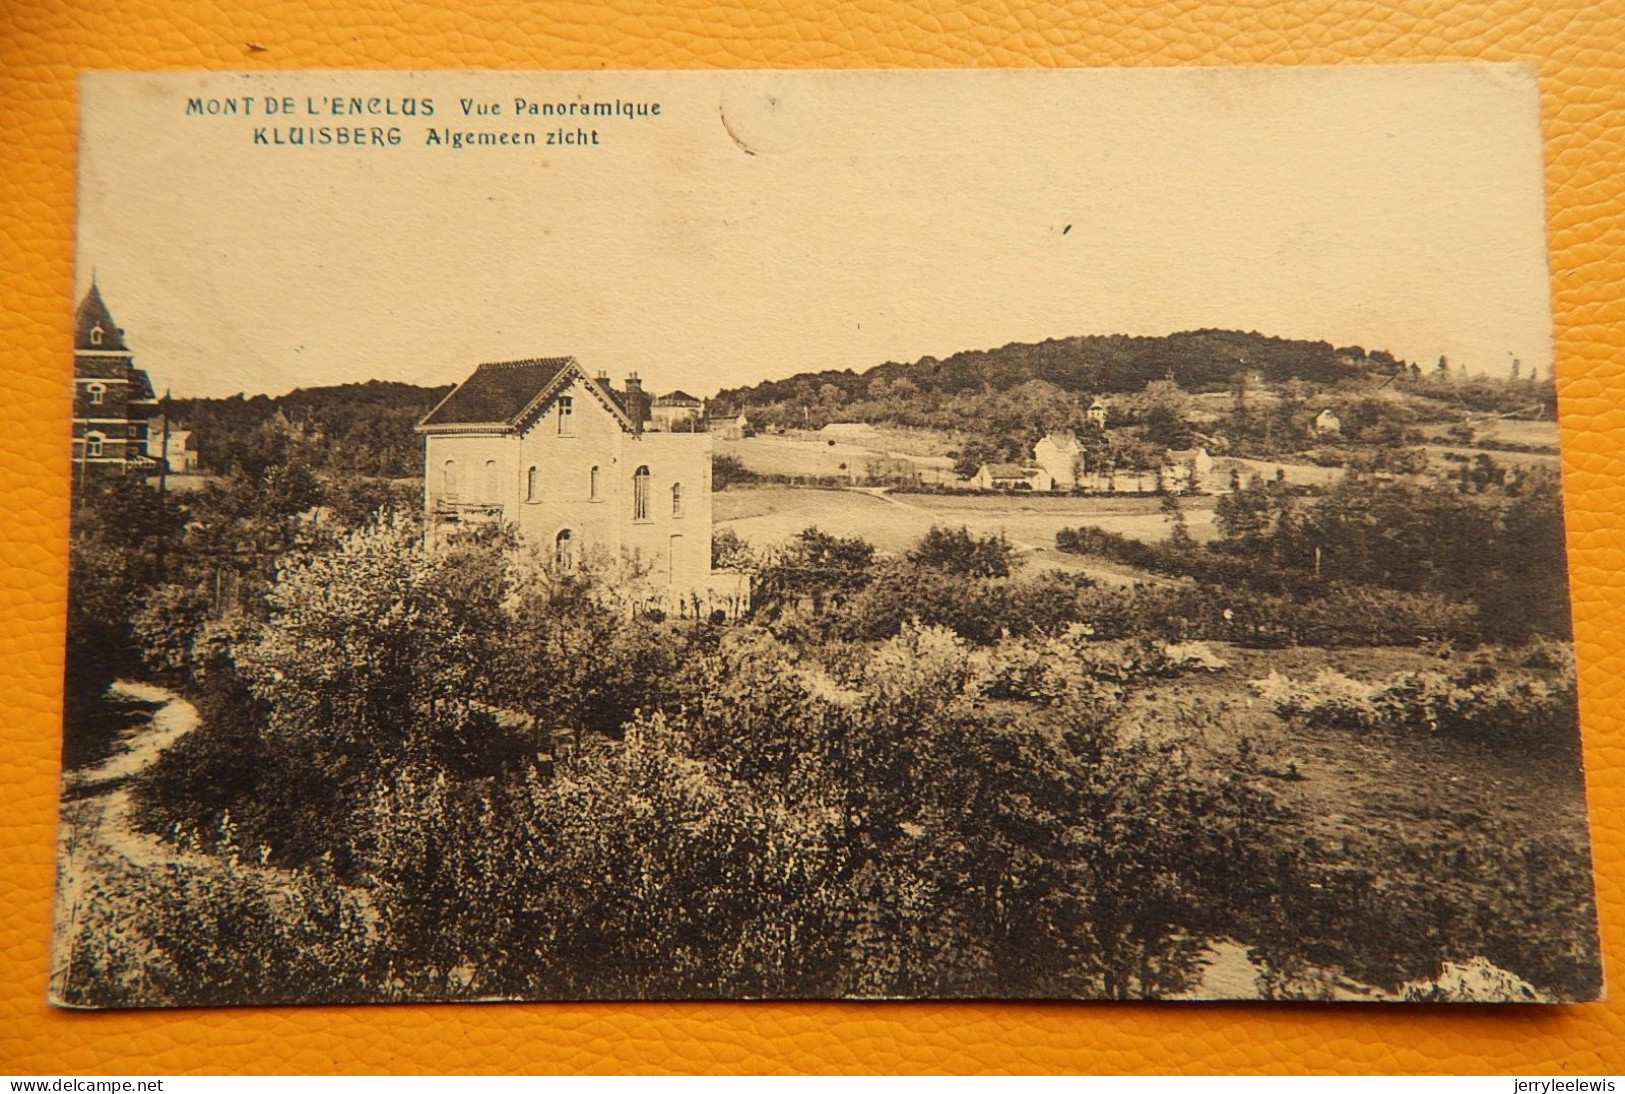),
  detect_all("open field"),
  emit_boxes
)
[1445,417,1560,448]
[718,433,958,482]
[714,484,1217,581]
